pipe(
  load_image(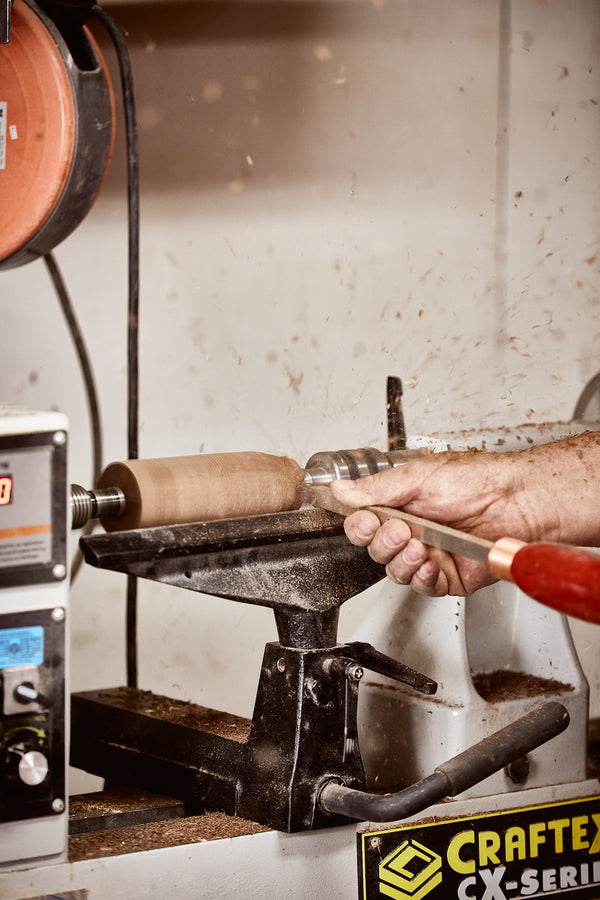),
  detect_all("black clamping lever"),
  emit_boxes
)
[319,701,570,823]
[346,641,437,695]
